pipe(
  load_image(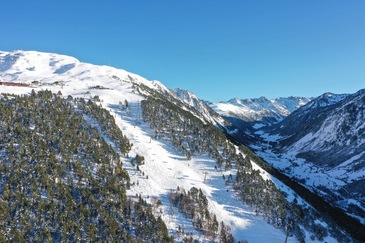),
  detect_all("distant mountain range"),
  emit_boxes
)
[211,96,312,125]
